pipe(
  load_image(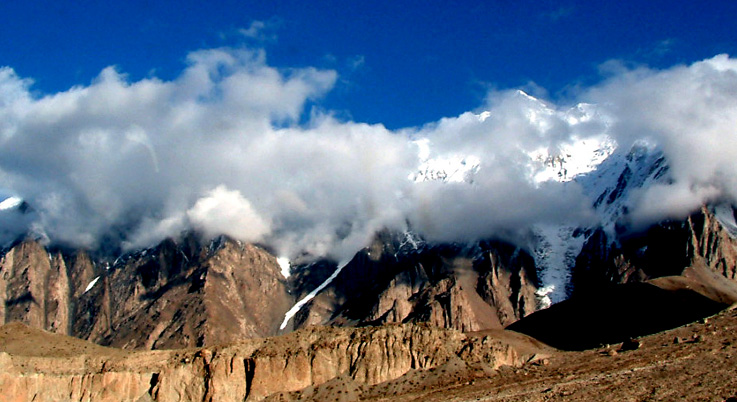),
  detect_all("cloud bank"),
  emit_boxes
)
[585,55,737,224]
[0,48,736,262]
